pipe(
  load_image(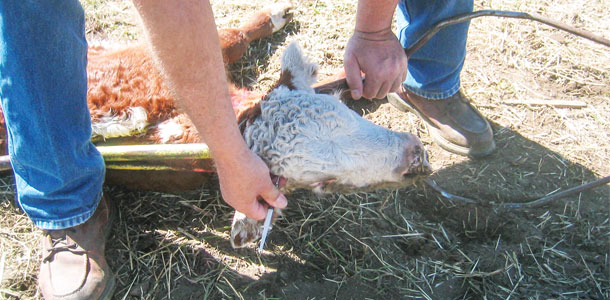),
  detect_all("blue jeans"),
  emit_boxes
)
[0,0,105,230]
[397,0,474,100]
